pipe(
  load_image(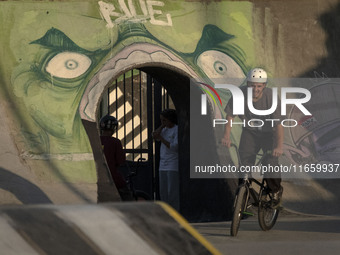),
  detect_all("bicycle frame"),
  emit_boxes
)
[238,175,267,216]
[231,142,271,207]
[230,143,279,236]
[125,158,151,201]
